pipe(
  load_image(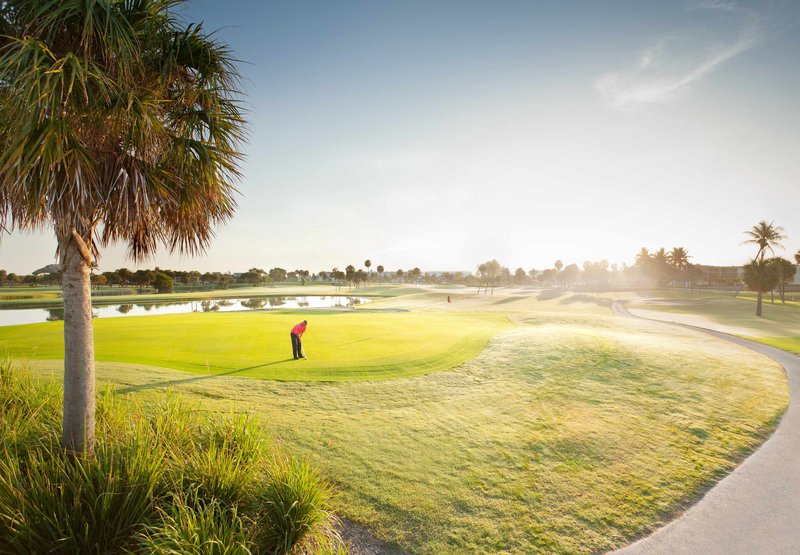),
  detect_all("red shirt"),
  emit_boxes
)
[291,322,307,336]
